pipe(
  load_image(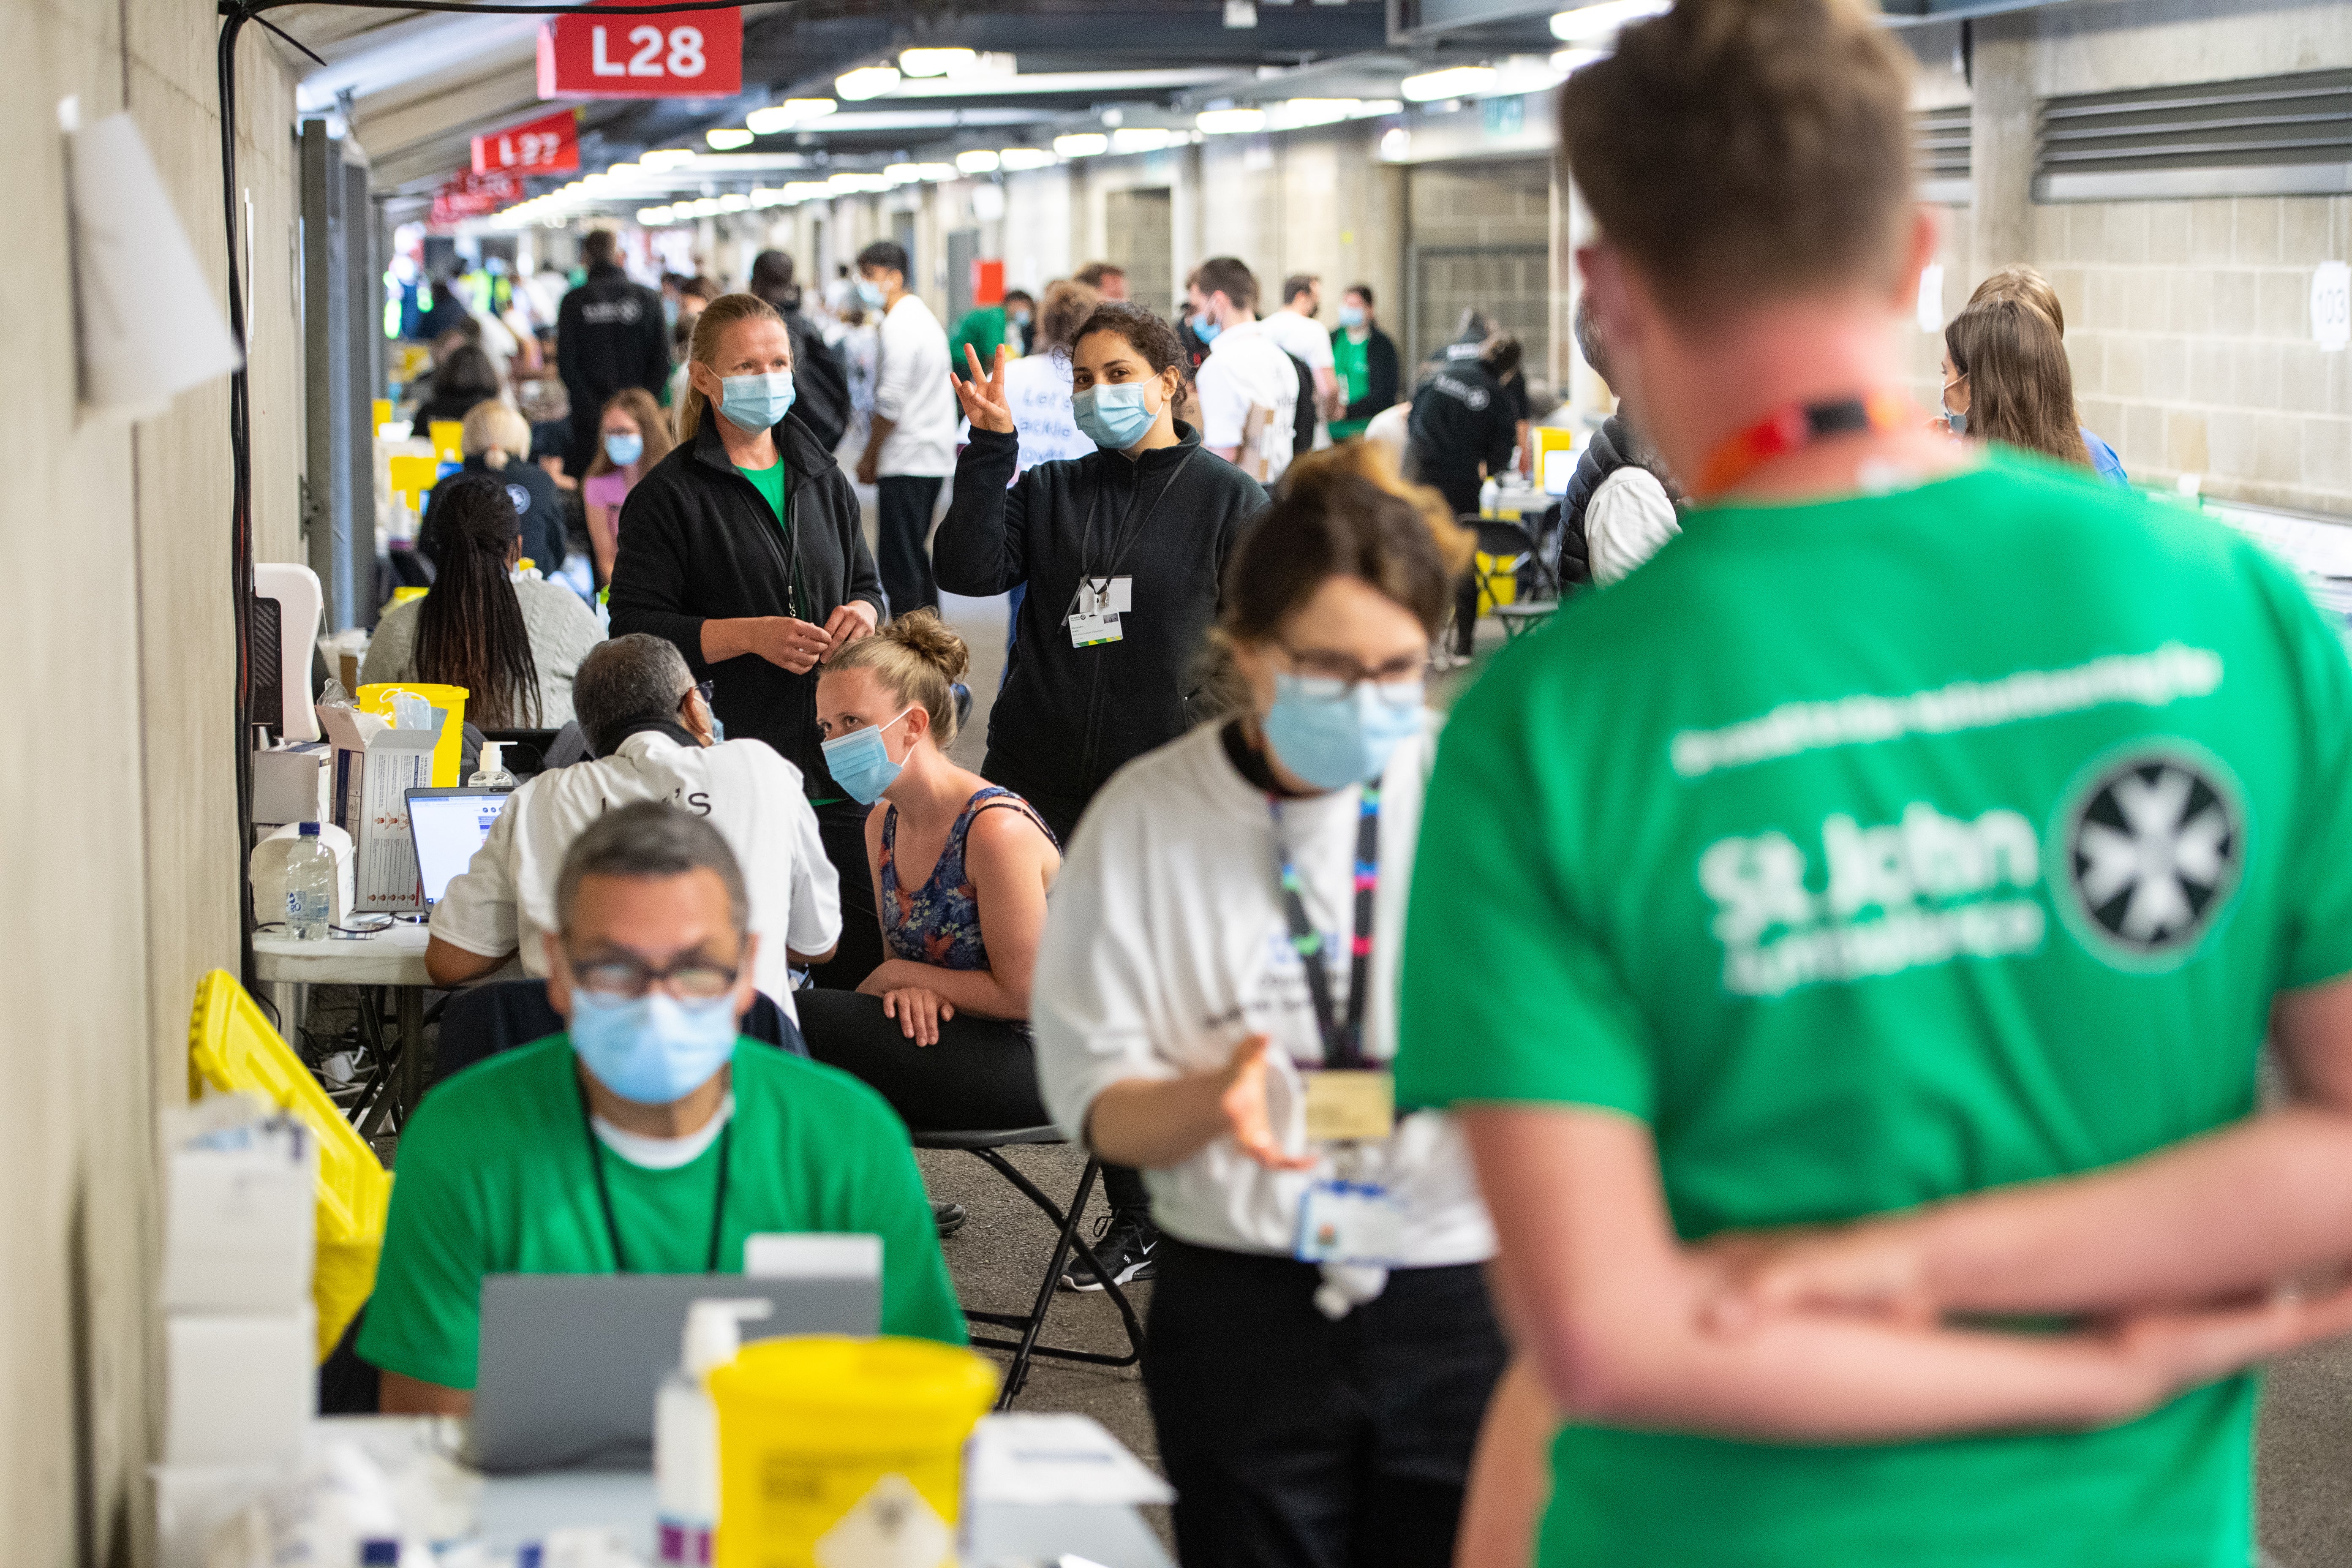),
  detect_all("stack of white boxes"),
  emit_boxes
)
[152,1095,318,1568]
